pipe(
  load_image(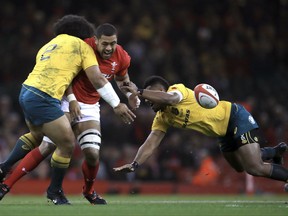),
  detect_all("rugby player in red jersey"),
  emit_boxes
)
[0,23,140,204]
